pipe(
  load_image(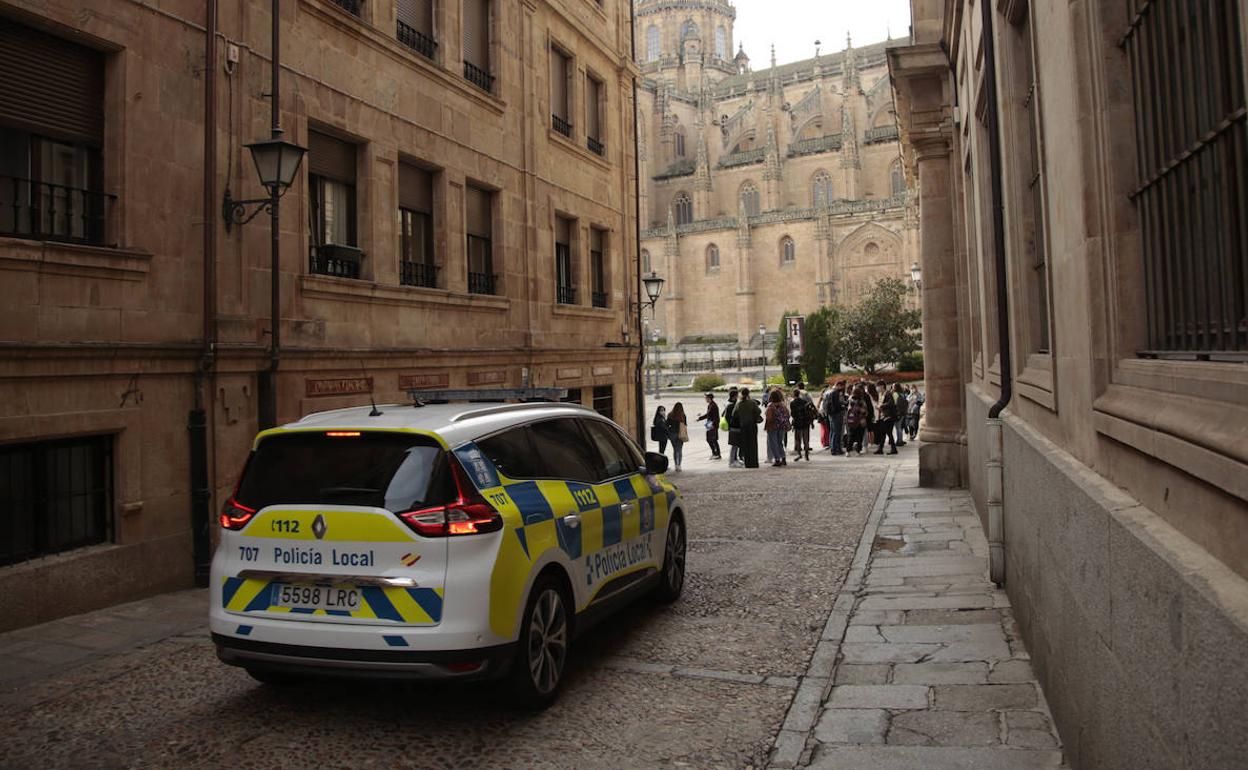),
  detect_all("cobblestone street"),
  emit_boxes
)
[0,434,895,770]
